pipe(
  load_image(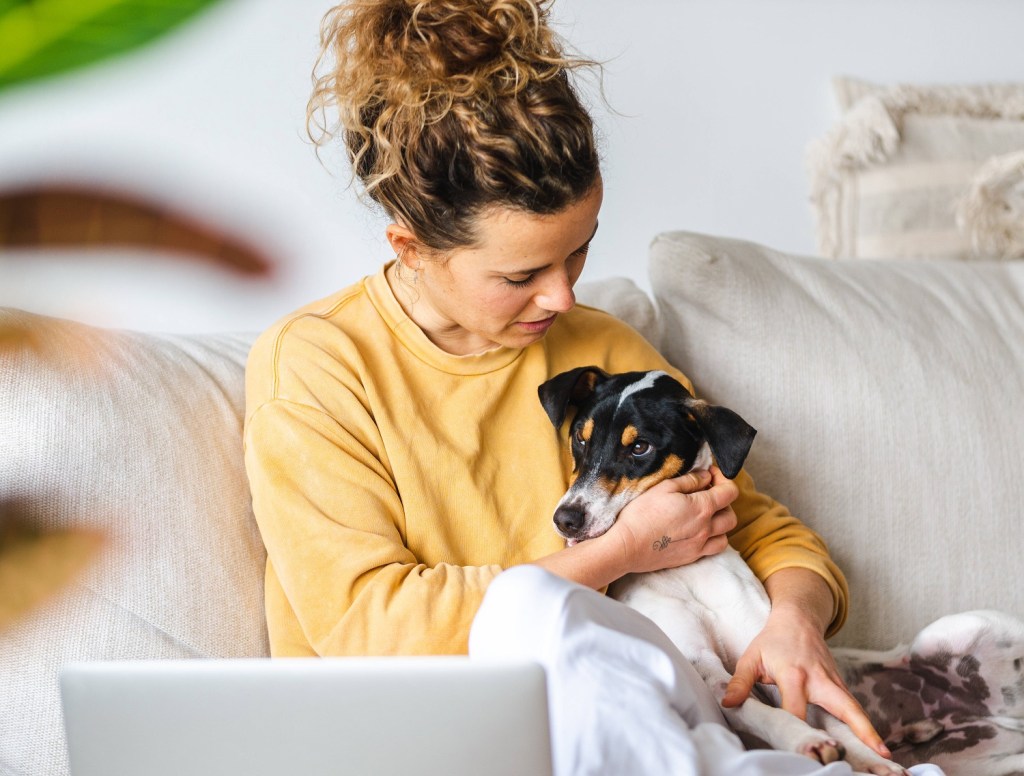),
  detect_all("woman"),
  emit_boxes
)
[243,0,898,770]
